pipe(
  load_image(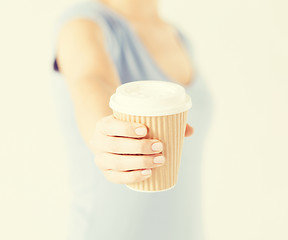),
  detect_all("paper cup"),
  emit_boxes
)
[113,111,187,191]
[109,81,192,192]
